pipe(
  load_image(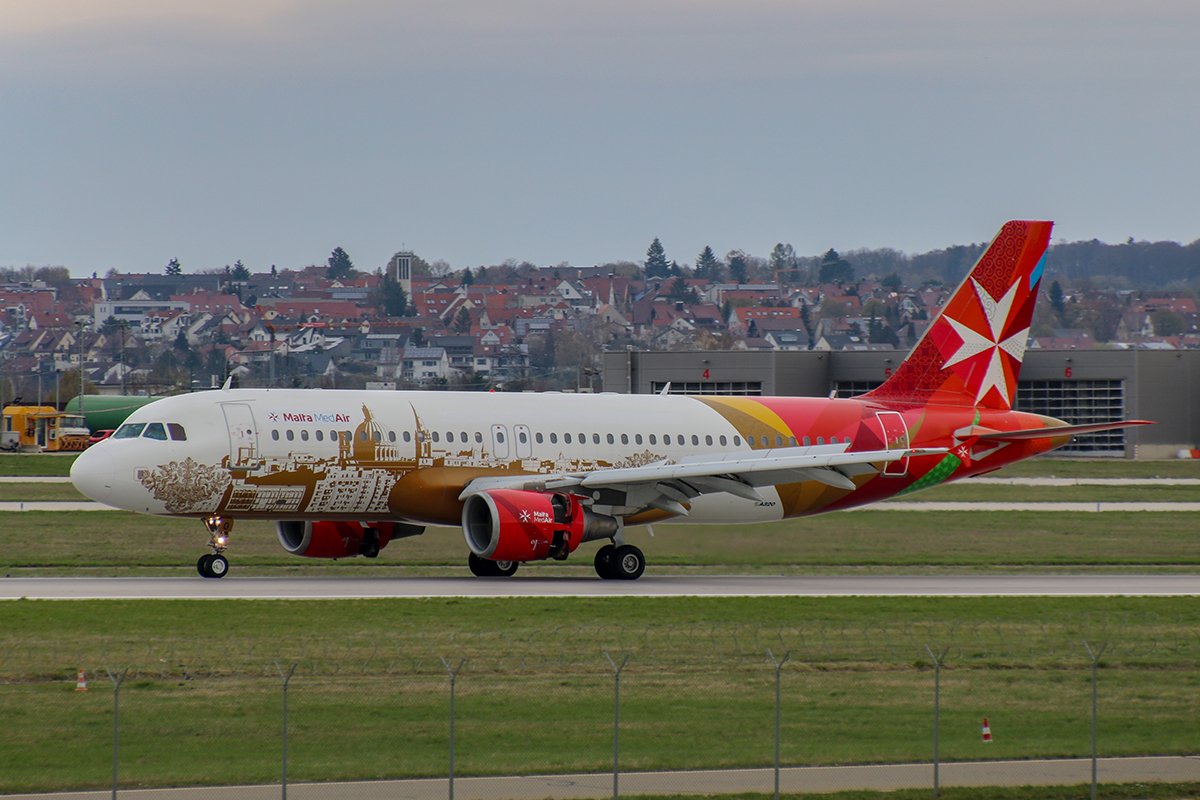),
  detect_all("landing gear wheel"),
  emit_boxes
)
[468,553,493,577]
[207,553,229,578]
[493,560,519,577]
[594,544,618,580]
[612,544,645,580]
[197,554,213,578]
